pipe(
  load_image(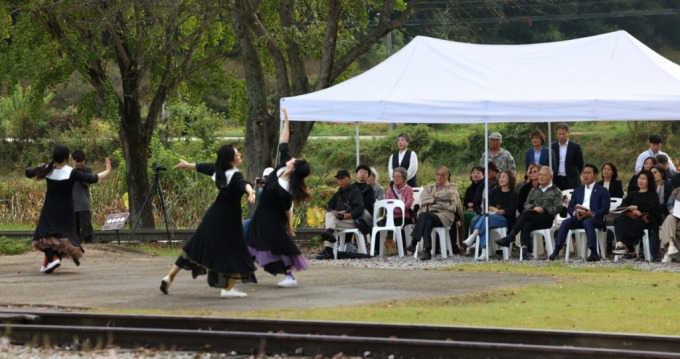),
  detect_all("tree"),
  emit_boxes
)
[226,0,422,207]
[1,0,236,228]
